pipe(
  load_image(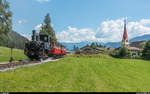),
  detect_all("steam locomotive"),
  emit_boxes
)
[24,30,66,60]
